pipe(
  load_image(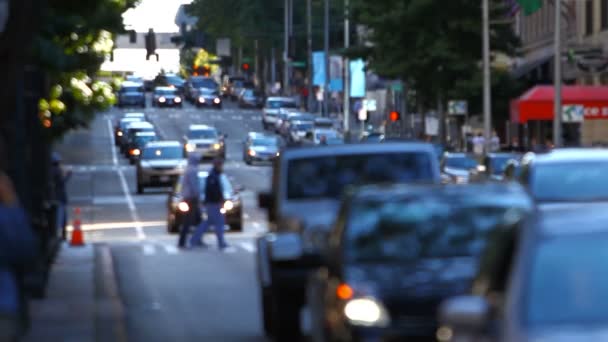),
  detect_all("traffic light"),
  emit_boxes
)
[389,111,400,122]
[241,63,250,72]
